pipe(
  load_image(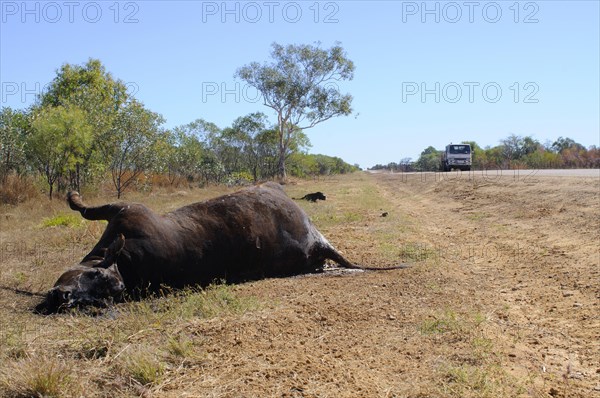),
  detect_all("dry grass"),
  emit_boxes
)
[0,174,40,205]
[0,285,258,397]
[0,356,80,398]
